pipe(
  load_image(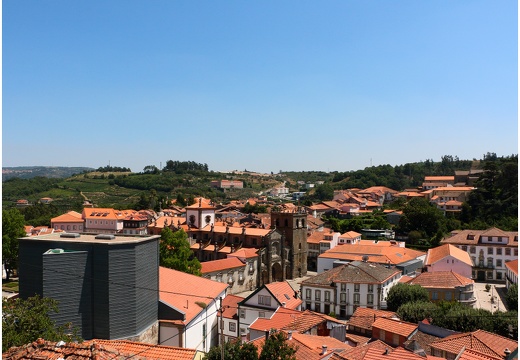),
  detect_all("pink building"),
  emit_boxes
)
[51,211,84,232]
[424,244,473,279]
